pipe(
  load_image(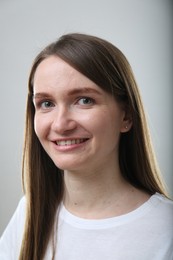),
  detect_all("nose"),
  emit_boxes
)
[51,106,77,135]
